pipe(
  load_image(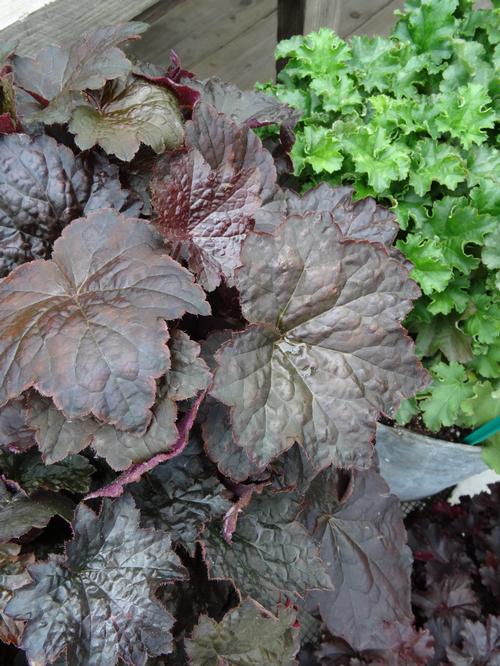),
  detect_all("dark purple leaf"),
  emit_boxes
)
[0,543,34,647]
[304,468,413,651]
[151,102,277,290]
[211,214,428,470]
[12,23,148,124]
[0,479,73,541]
[0,210,209,433]
[255,184,398,243]
[187,77,301,128]
[413,572,481,622]
[0,398,35,453]
[133,61,201,109]
[0,133,143,275]
[203,490,332,611]
[5,494,187,665]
